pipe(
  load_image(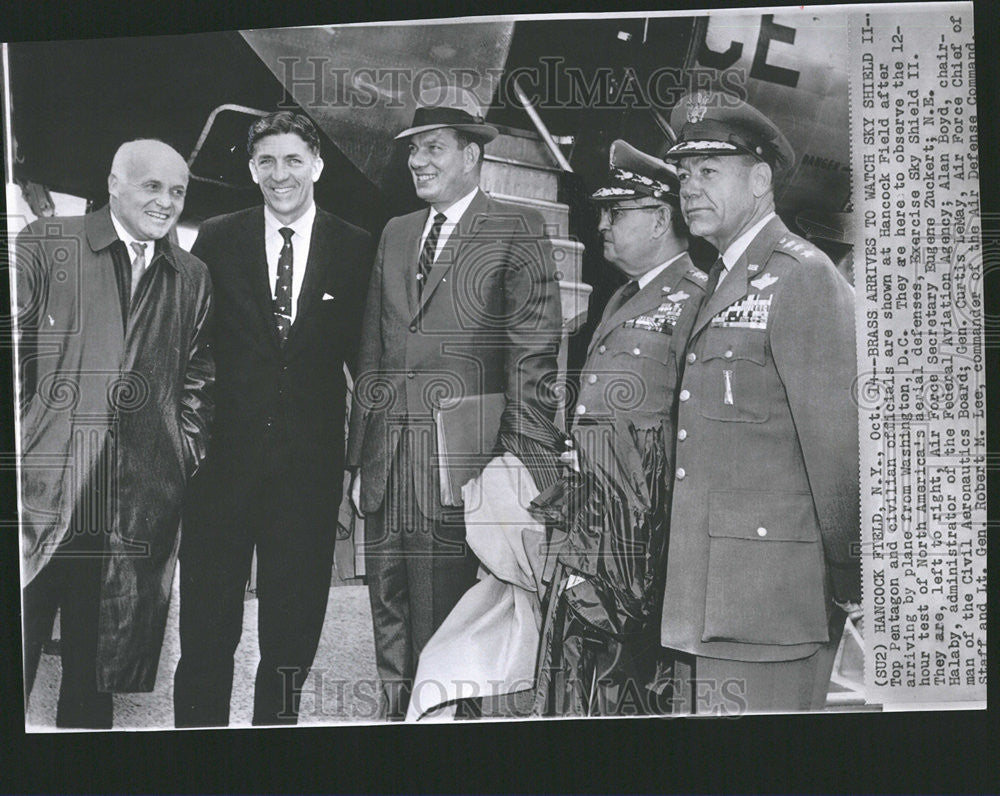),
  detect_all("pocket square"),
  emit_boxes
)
[322,292,336,301]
